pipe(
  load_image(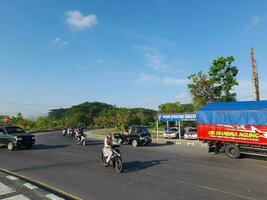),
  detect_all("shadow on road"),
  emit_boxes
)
[147,142,175,147]
[86,140,103,146]
[242,154,267,161]
[123,159,167,173]
[30,144,69,150]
